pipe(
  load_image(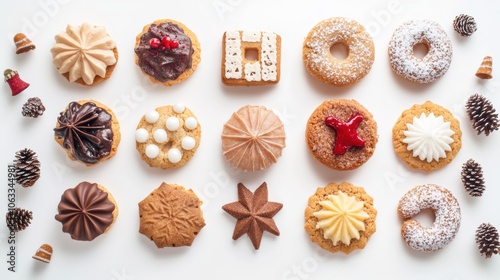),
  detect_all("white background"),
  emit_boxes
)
[1,0,499,279]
